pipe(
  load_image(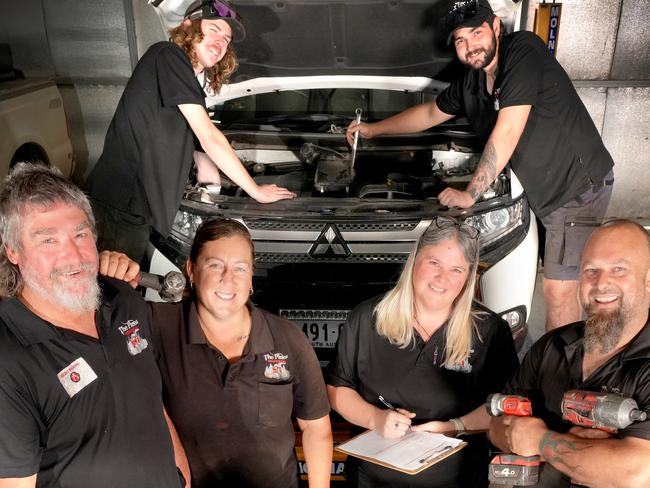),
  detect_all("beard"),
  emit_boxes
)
[22,262,100,314]
[461,32,498,70]
[583,305,626,354]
